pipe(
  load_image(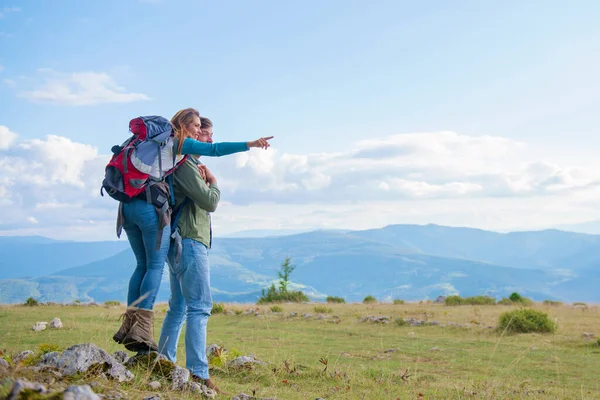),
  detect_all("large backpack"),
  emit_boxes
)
[101,116,186,203]
[101,116,188,248]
